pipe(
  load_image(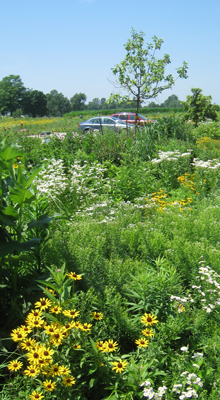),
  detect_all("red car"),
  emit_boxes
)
[110,112,155,125]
